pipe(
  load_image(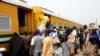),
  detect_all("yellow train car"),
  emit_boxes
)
[0,0,44,52]
[40,7,83,30]
[0,0,32,51]
[0,0,83,52]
